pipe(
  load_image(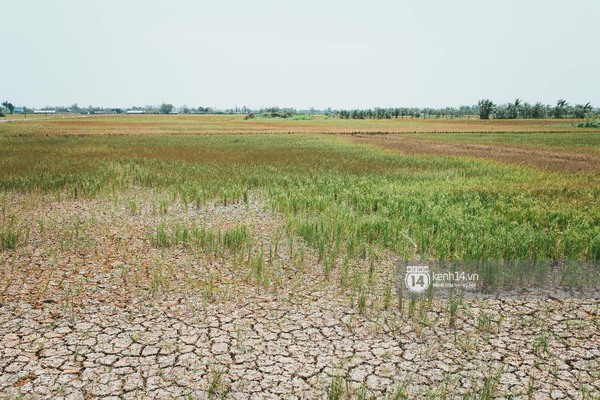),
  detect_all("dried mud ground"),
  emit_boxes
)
[0,192,598,399]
